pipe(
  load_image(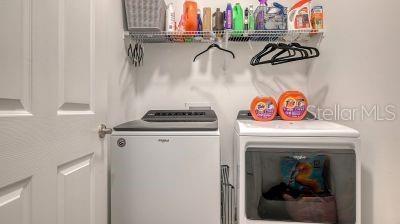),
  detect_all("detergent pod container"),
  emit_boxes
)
[250,96,278,121]
[278,91,308,121]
